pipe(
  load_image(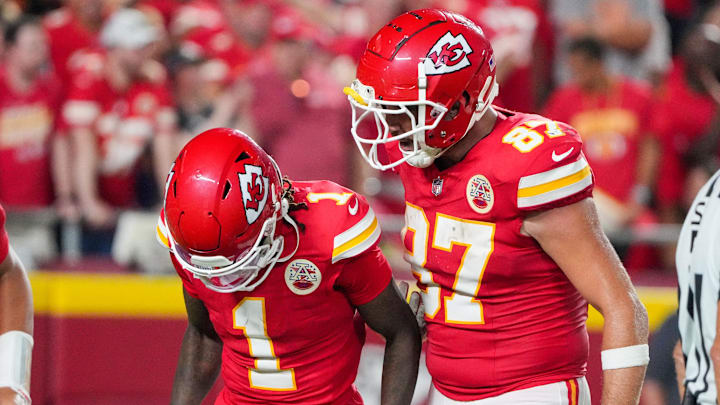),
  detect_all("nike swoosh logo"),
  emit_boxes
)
[348,197,359,215]
[551,147,574,162]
